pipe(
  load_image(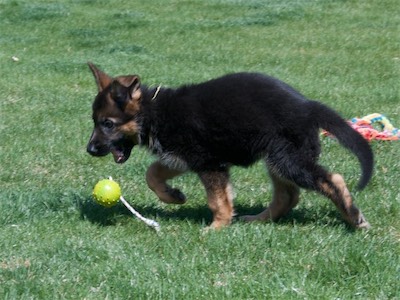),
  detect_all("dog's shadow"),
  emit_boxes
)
[76,196,347,229]
[236,204,346,228]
